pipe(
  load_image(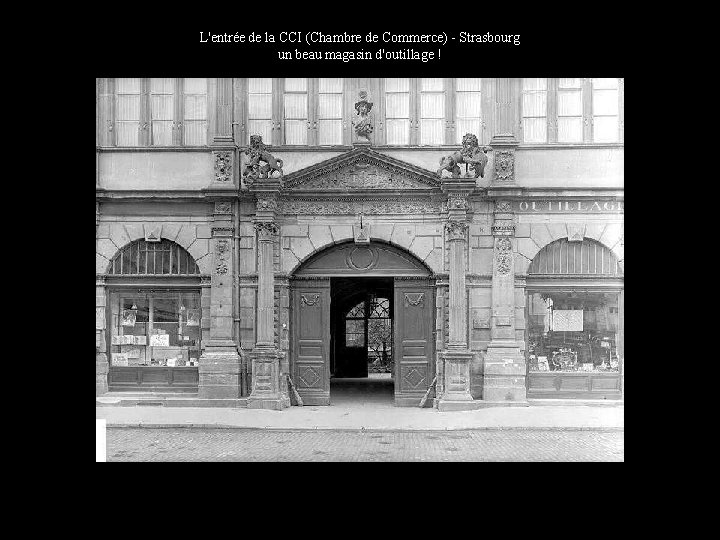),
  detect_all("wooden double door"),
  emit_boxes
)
[291,277,435,406]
